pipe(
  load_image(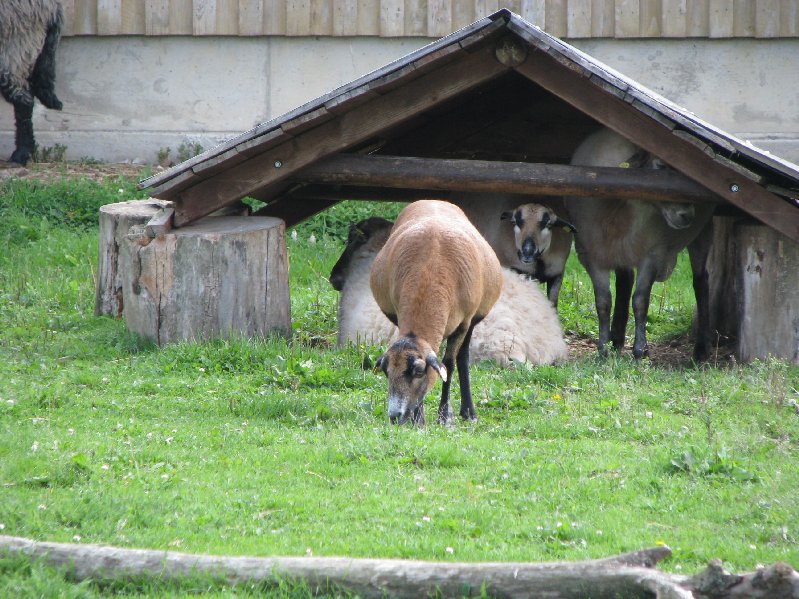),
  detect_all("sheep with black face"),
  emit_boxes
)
[369,200,502,425]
